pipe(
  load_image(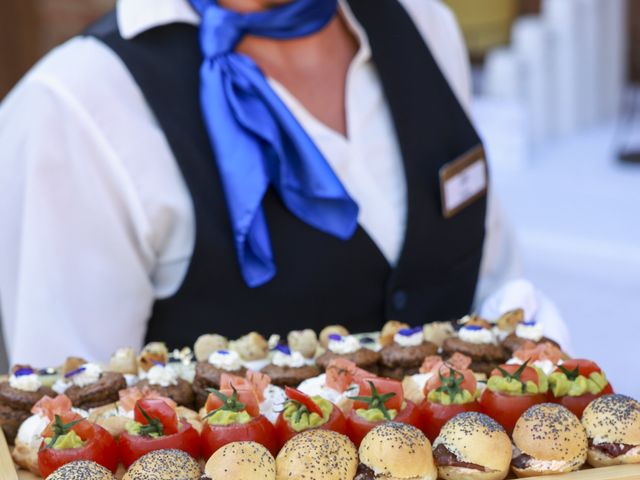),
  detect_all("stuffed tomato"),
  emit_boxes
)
[118,398,200,468]
[346,376,420,446]
[275,387,346,447]
[418,365,481,442]
[38,412,118,477]
[479,361,548,434]
[200,385,277,458]
[548,359,613,418]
